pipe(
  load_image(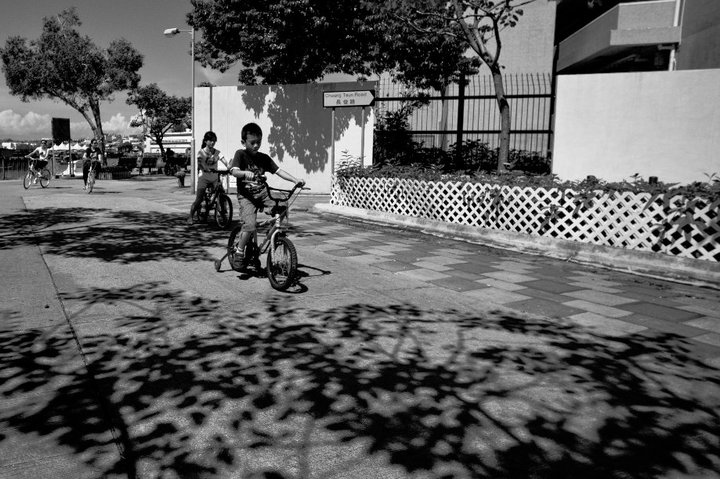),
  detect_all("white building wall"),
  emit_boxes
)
[194,82,375,194]
[552,69,720,185]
